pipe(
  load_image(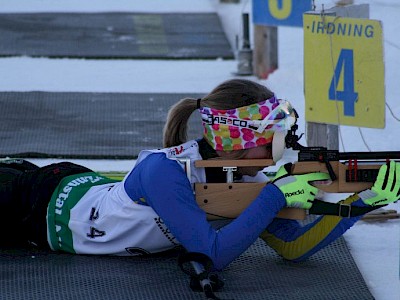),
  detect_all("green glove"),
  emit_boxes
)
[272,164,331,209]
[359,160,400,206]
[273,163,291,179]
